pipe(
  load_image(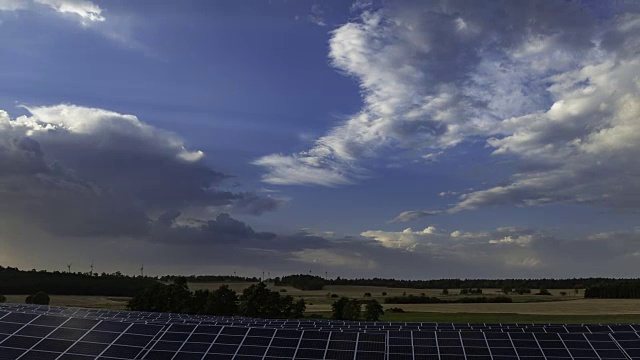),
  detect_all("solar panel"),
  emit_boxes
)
[1,303,640,359]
